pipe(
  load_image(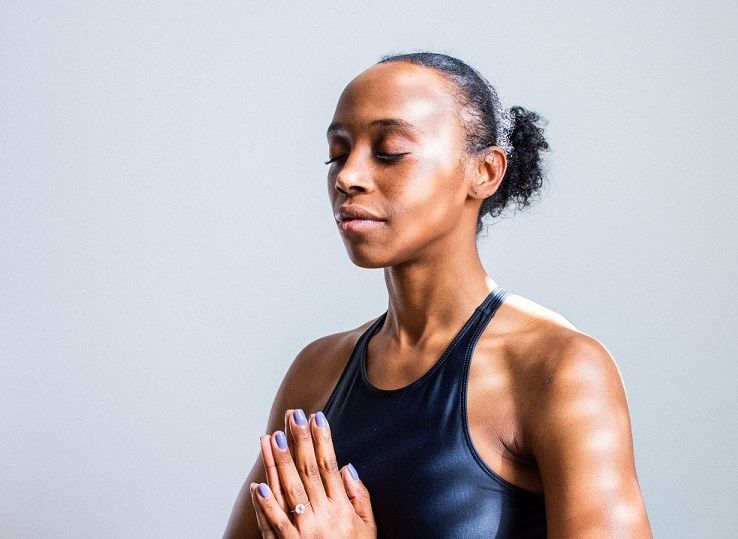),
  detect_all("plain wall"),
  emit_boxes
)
[1,1,736,537]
